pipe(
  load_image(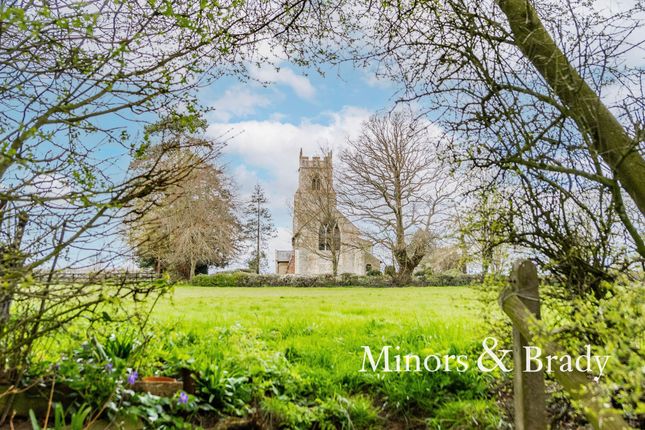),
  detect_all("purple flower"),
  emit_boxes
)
[178,391,189,404]
[127,370,138,385]
[105,363,113,372]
